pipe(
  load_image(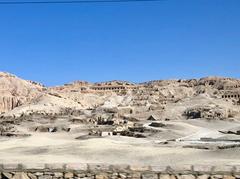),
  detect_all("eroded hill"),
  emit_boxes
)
[1,73,240,120]
[1,72,240,165]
